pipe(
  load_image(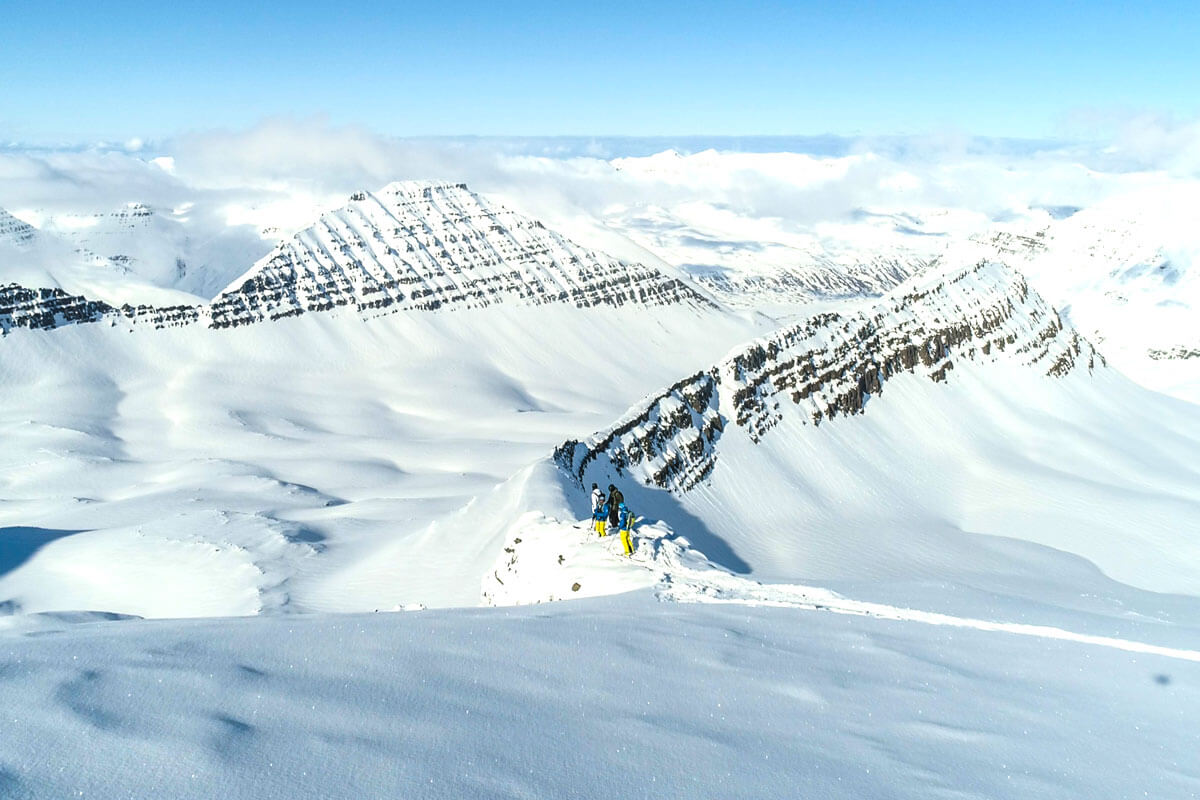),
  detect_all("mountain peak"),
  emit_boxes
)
[209,180,711,327]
